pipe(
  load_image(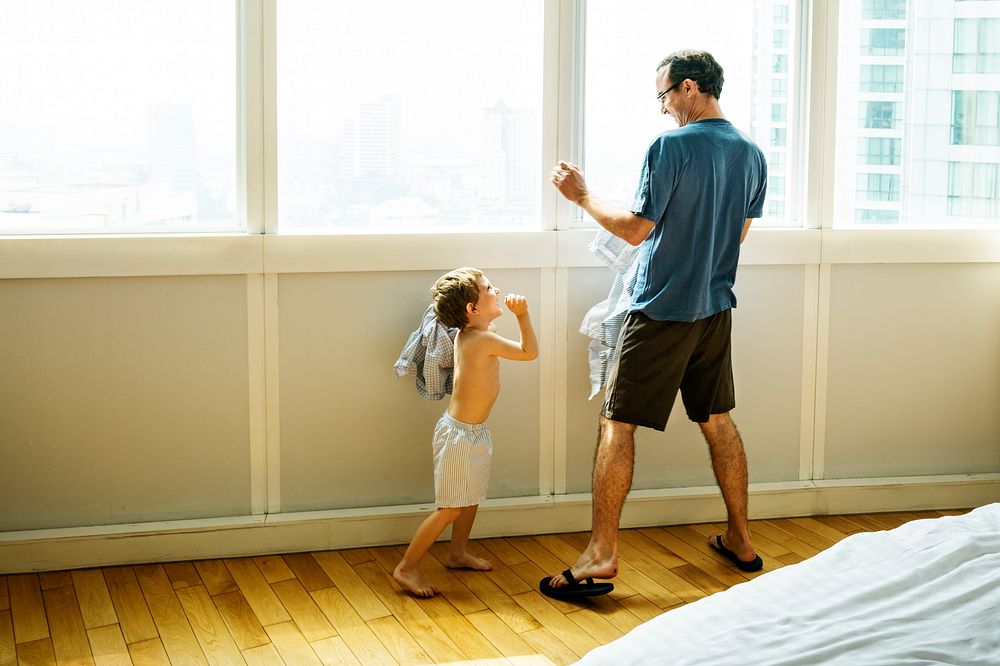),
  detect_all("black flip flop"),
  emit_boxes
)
[710,534,764,572]
[539,569,614,600]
